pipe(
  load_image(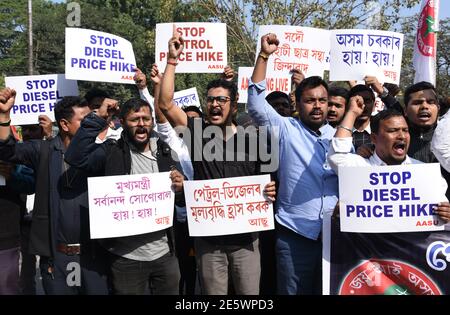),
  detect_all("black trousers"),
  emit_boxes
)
[109,251,180,295]
[174,220,197,295]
